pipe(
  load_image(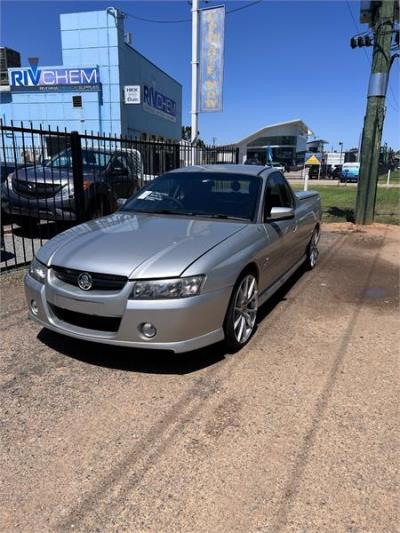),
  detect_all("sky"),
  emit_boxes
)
[1,0,399,150]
